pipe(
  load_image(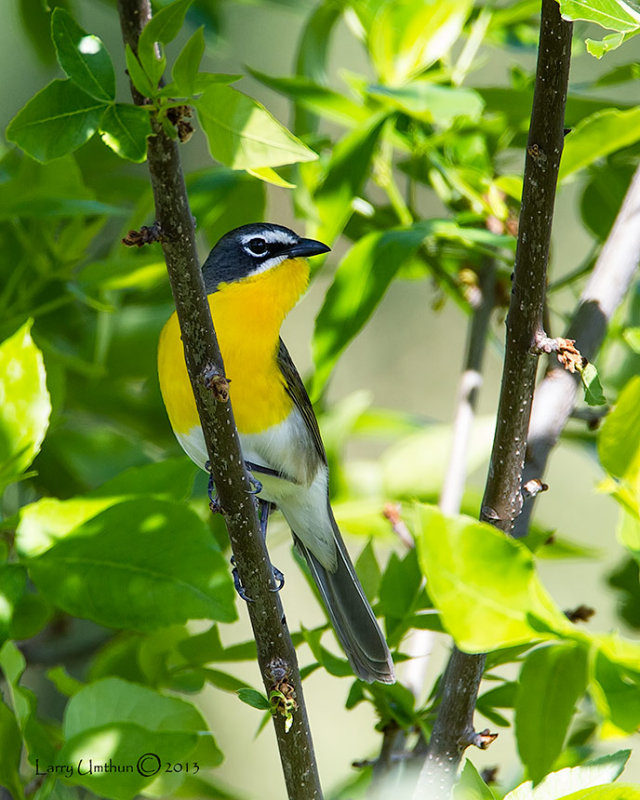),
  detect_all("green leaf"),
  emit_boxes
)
[138,0,194,88]
[559,788,640,800]
[245,166,295,188]
[200,668,250,694]
[51,8,115,102]
[0,698,24,800]
[595,62,640,86]
[171,26,205,97]
[361,680,418,729]
[454,759,497,800]
[586,31,627,57]
[6,79,107,162]
[58,677,221,797]
[368,0,473,85]
[379,549,422,620]
[598,376,640,482]
[248,69,370,128]
[0,321,51,490]
[414,504,571,652]
[91,459,197,503]
[0,151,125,223]
[590,647,640,733]
[311,222,433,398]
[195,84,318,170]
[47,665,85,697]
[579,160,634,241]
[505,750,630,800]
[380,549,425,645]
[559,107,640,182]
[355,539,382,601]
[78,256,167,292]
[293,2,346,132]
[158,72,242,98]
[237,688,271,711]
[580,362,607,406]
[171,773,248,799]
[622,327,640,353]
[368,82,484,125]
[515,643,588,784]
[99,103,151,162]
[311,112,388,243]
[174,623,260,666]
[557,0,640,32]
[17,496,117,556]
[20,498,236,630]
[608,556,640,628]
[0,565,27,646]
[0,641,56,762]
[125,44,155,98]
[301,626,353,678]
[9,585,52,641]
